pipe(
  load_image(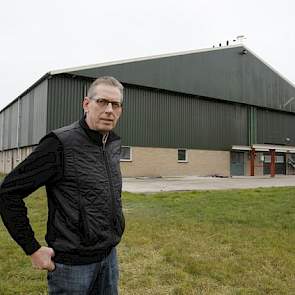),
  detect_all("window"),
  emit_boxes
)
[178,149,188,162]
[264,155,285,163]
[120,146,132,161]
